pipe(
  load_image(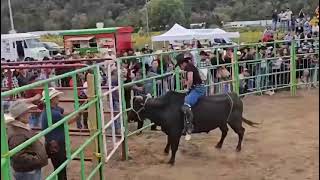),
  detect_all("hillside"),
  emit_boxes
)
[1,0,318,33]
